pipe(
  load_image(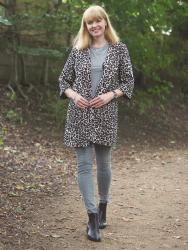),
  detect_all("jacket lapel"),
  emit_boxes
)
[95,44,117,95]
